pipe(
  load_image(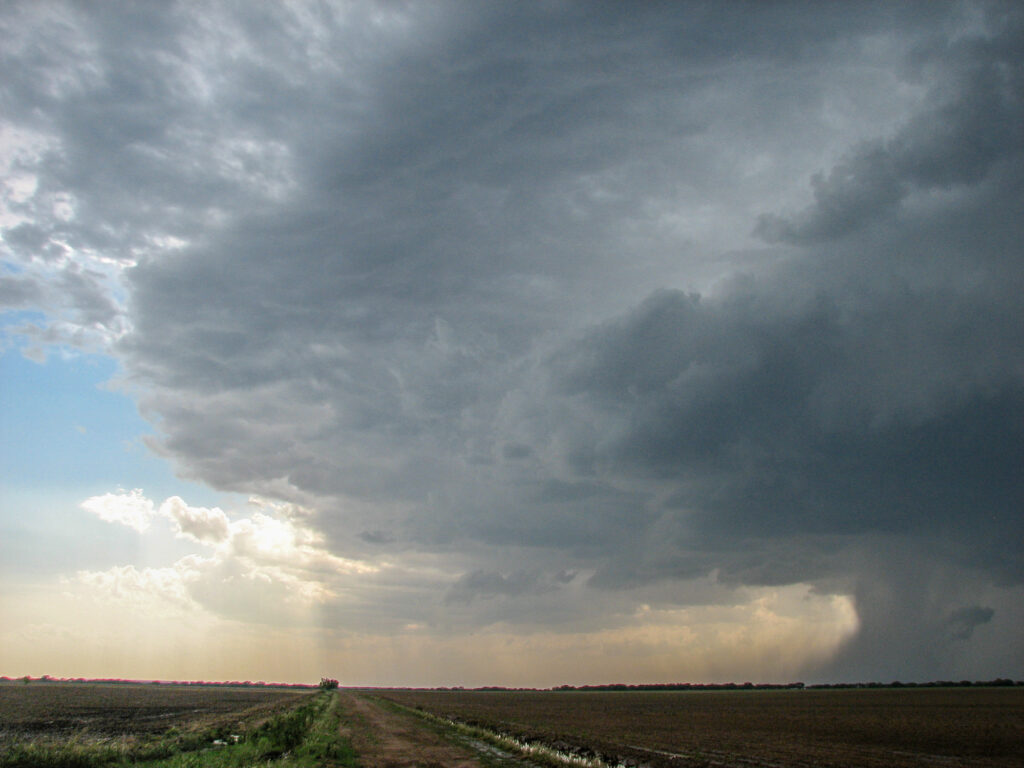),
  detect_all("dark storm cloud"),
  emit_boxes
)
[4,1,1022,679]
[2,224,60,261]
[502,442,532,461]
[947,606,995,640]
[359,529,396,545]
[755,23,1023,245]
[551,286,1022,558]
[0,261,121,353]
[522,3,1023,676]
[444,569,549,604]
